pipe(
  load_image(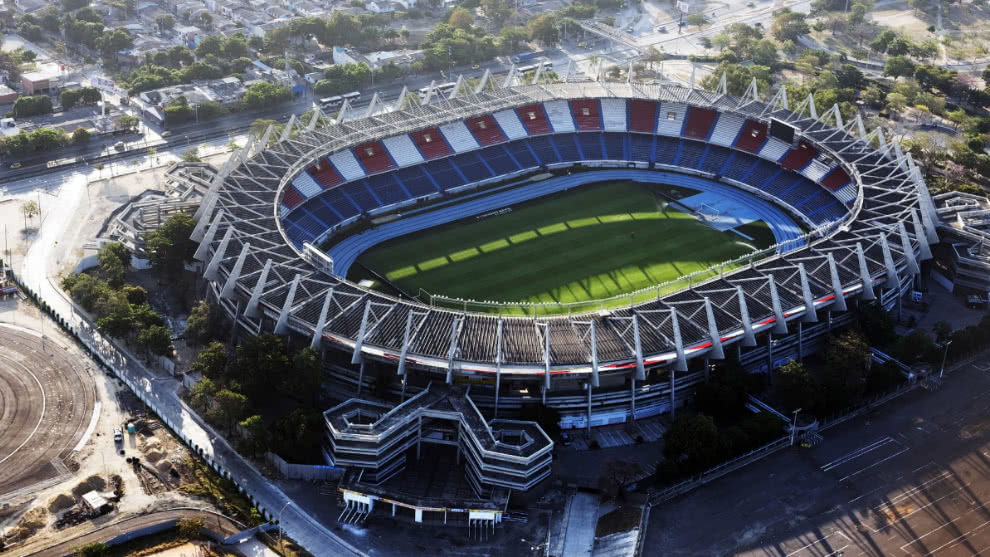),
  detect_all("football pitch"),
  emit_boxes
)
[352,181,773,313]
